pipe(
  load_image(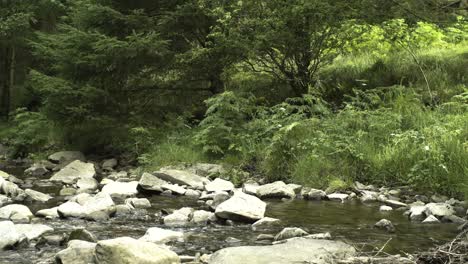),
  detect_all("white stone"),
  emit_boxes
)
[205,178,235,193]
[215,192,266,222]
[139,227,184,244]
[50,160,96,184]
